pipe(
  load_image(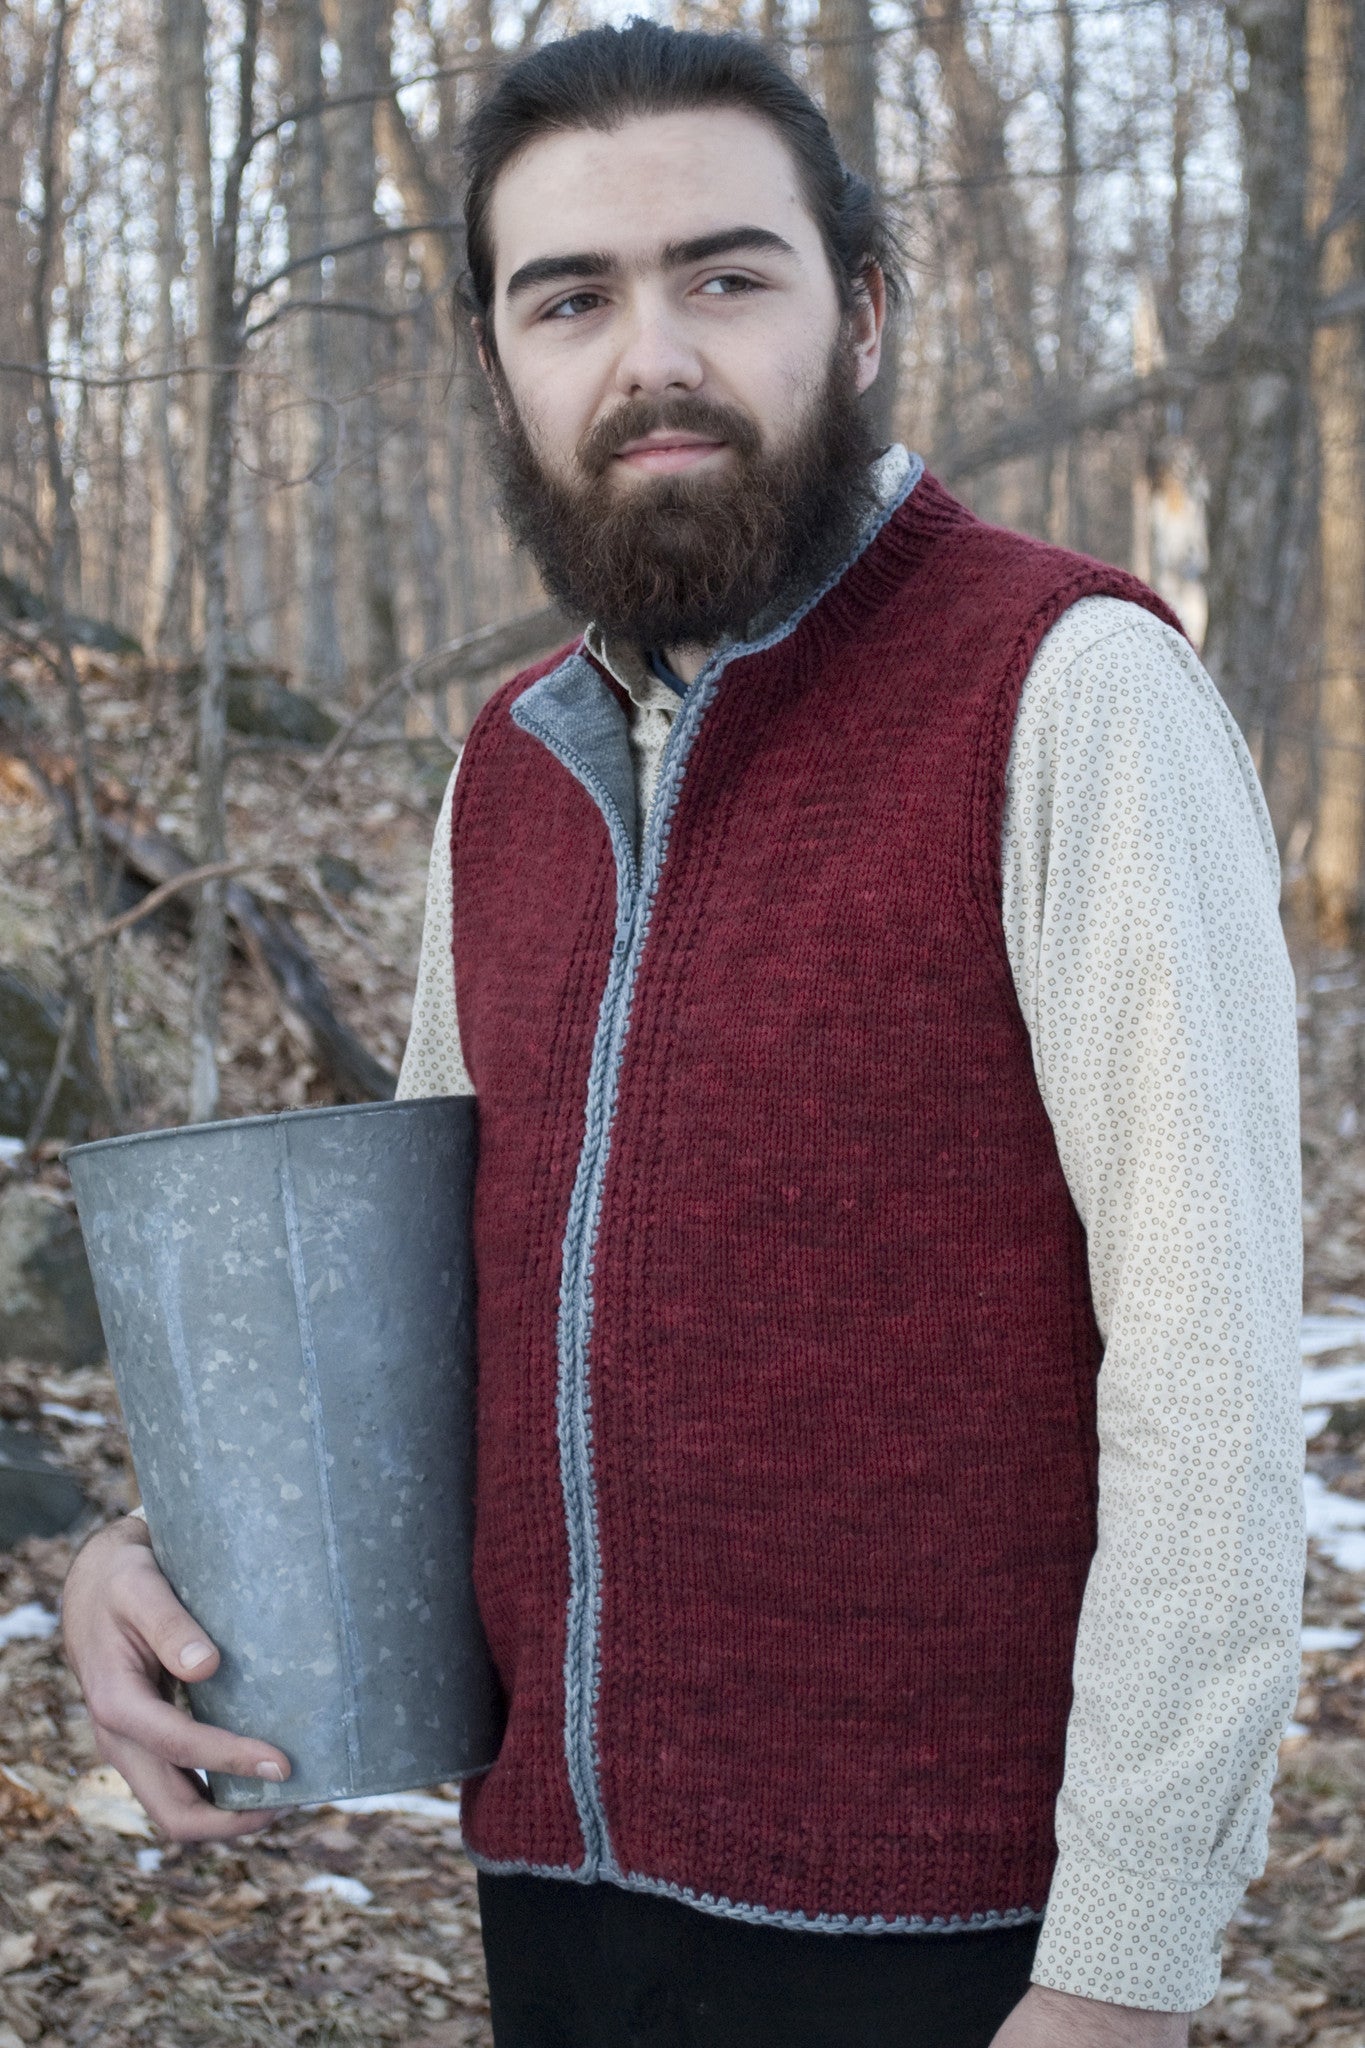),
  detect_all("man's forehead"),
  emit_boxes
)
[487,108,817,287]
